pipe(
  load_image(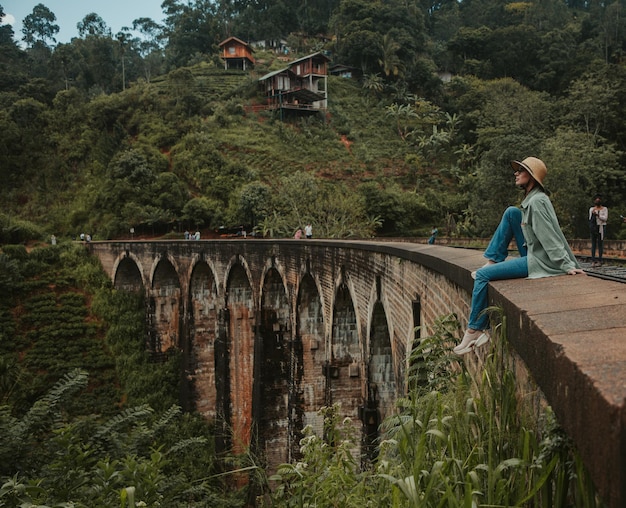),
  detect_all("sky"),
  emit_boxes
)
[1,0,166,45]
